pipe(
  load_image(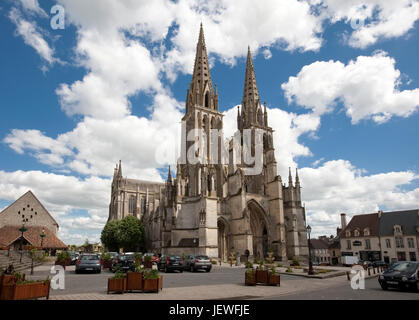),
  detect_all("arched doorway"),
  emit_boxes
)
[248,201,269,260]
[217,218,229,261]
